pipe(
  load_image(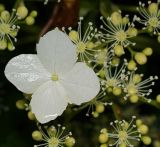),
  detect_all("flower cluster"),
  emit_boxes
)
[64,17,100,63]
[99,12,138,50]
[136,1,160,35]
[3,1,160,147]
[0,4,37,51]
[32,124,75,147]
[123,72,158,101]
[99,116,141,147]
